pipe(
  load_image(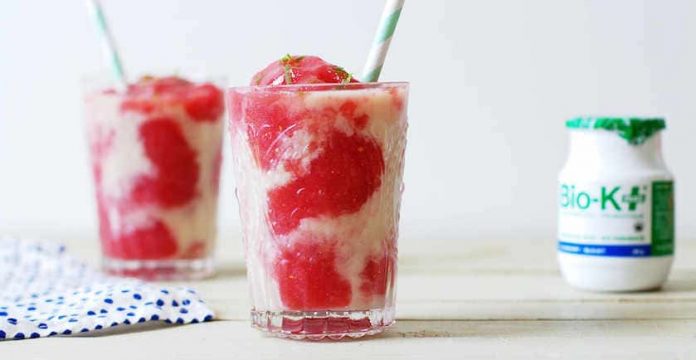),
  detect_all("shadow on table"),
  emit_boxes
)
[381,321,465,338]
[380,320,573,339]
[662,272,696,294]
[69,322,176,338]
[380,320,617,339]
